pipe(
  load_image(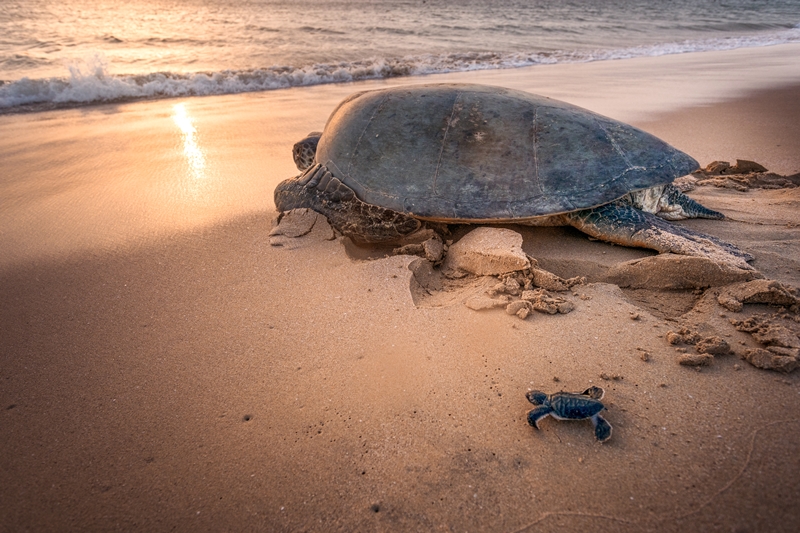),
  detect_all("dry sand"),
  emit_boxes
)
[2,45,800,532]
